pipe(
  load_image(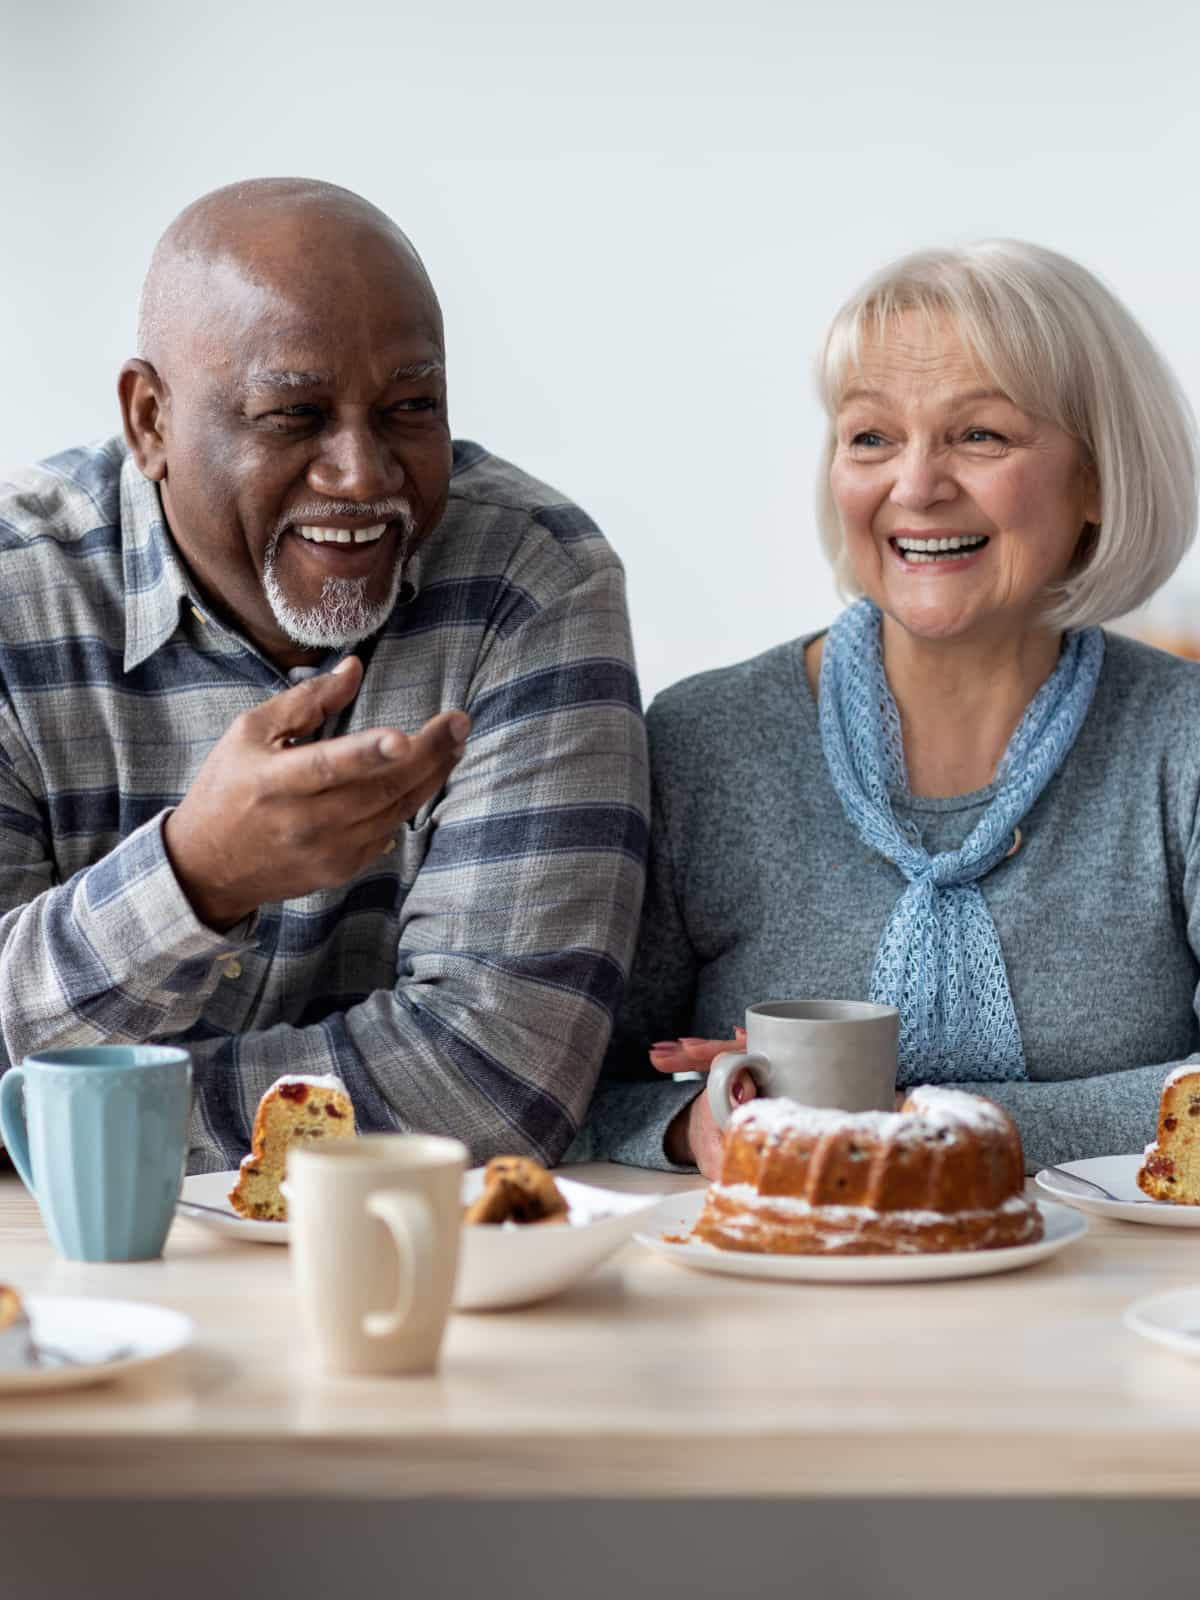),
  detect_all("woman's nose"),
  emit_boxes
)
[306,419,402,502]
[889,446,955,511]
